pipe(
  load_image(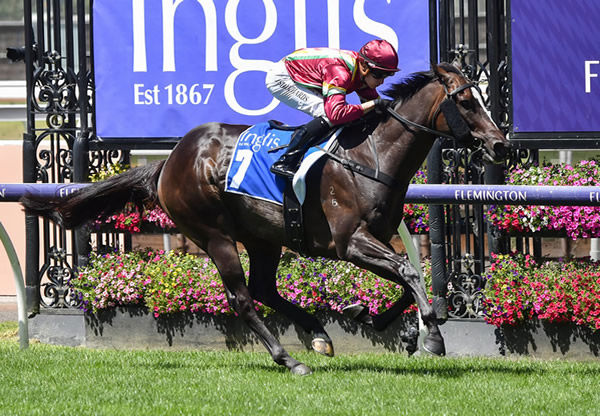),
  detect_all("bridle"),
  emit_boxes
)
[321,75,488,189]
[386,78,481,143]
